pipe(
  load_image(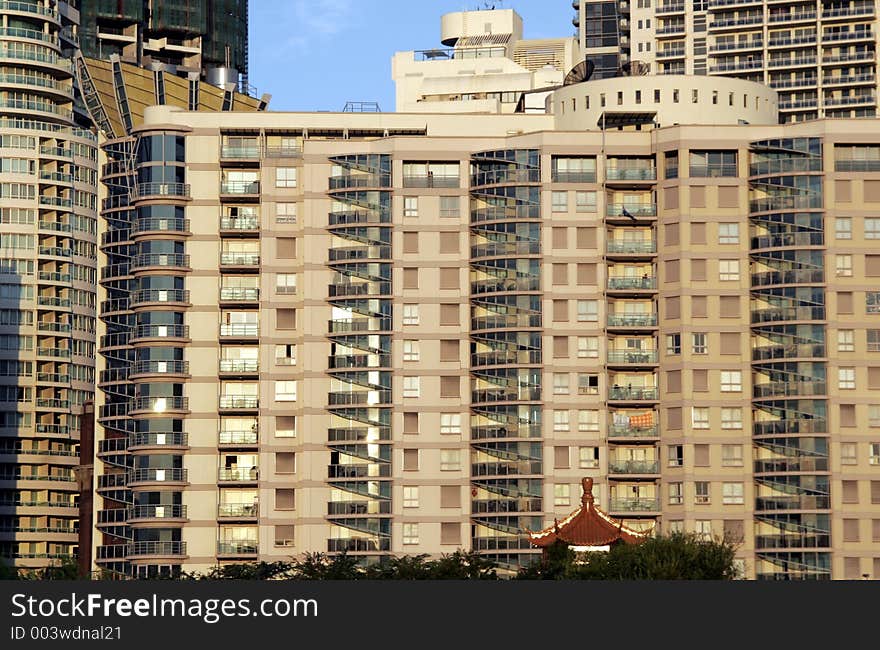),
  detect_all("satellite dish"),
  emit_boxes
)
[618,60,649,77]
[563,59,595,86]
